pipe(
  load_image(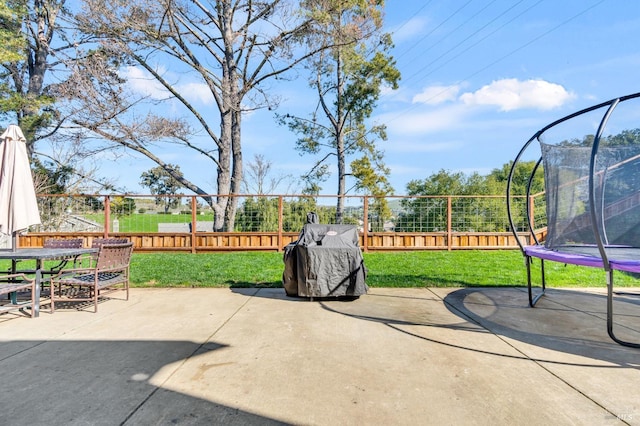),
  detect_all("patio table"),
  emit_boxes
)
[0,247,98,317]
